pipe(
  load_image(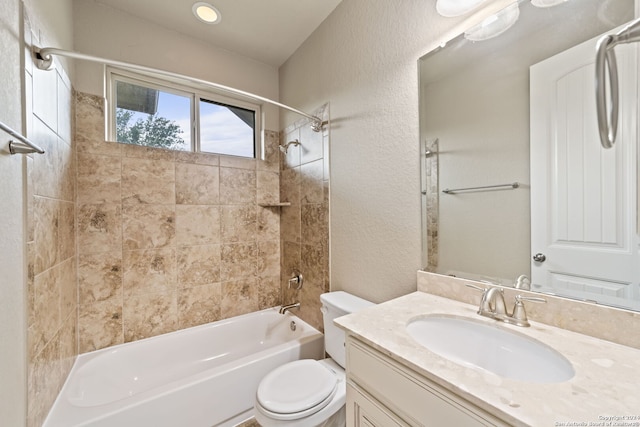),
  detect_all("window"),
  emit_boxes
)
[107,69,260,158]
[199,99,255,157]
